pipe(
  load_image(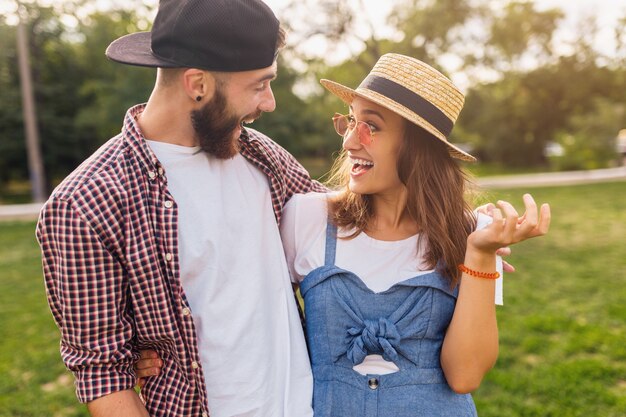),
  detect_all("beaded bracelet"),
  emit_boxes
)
[458,263,500,279]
